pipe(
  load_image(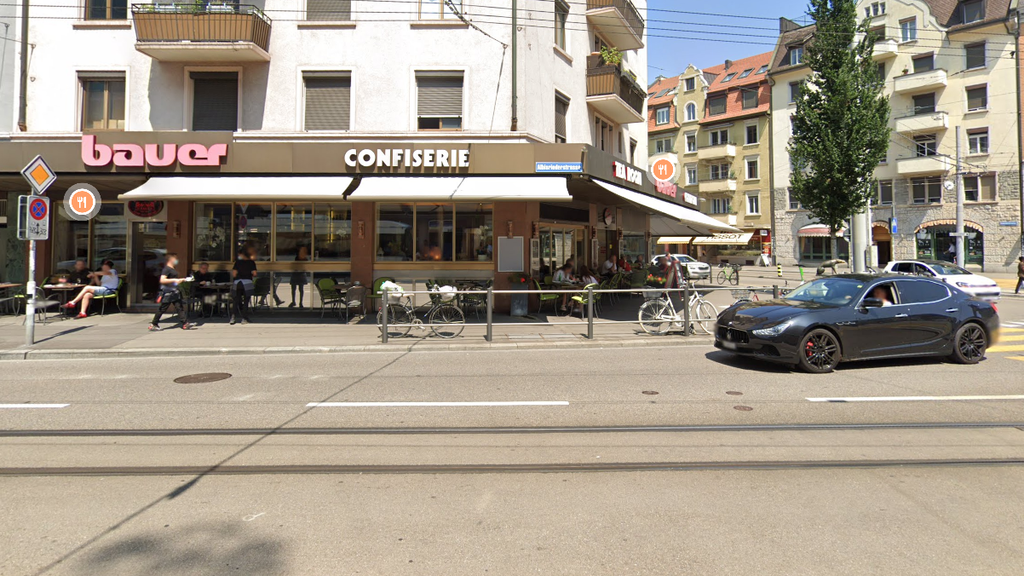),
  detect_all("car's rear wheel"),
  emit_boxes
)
[797,329,842,374]
[950,323,987,364]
